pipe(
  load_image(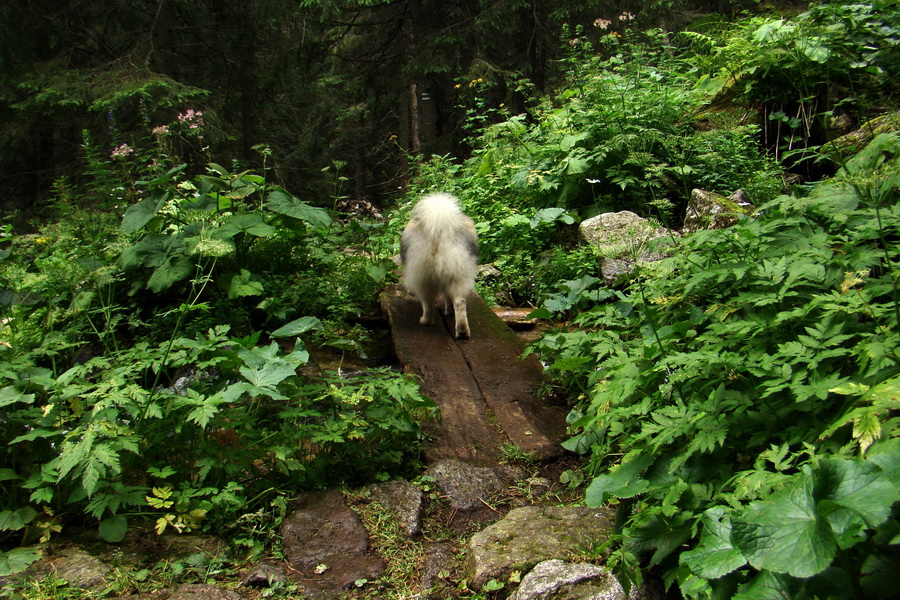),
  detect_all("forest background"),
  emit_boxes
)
[1,1,900,599]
